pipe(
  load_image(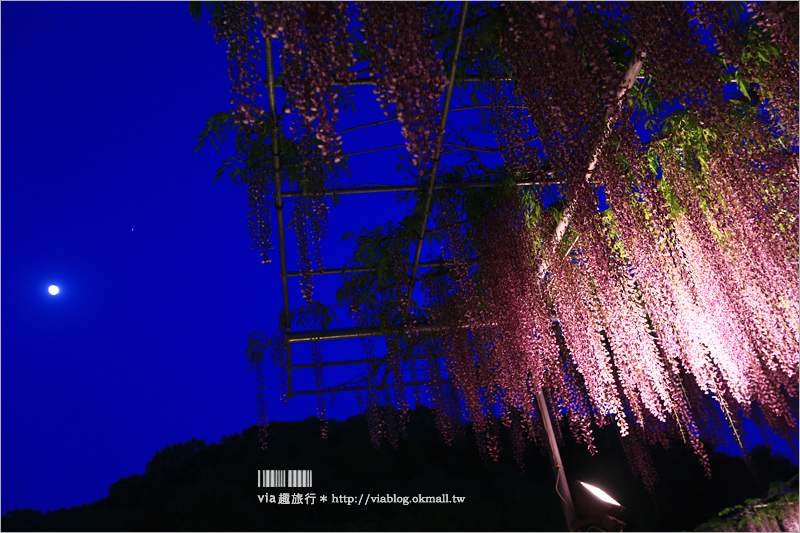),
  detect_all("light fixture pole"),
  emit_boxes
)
[535,389,578,531]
